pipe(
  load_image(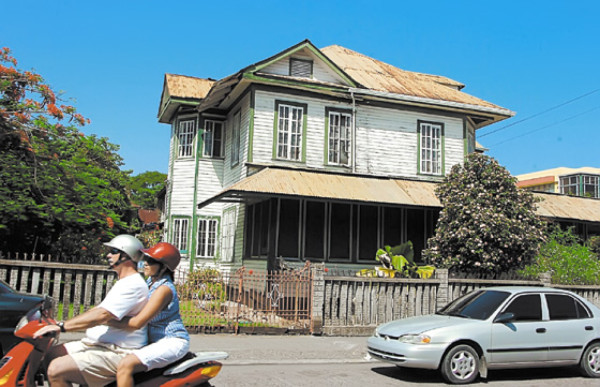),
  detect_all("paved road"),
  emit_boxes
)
[59,333,598,386]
